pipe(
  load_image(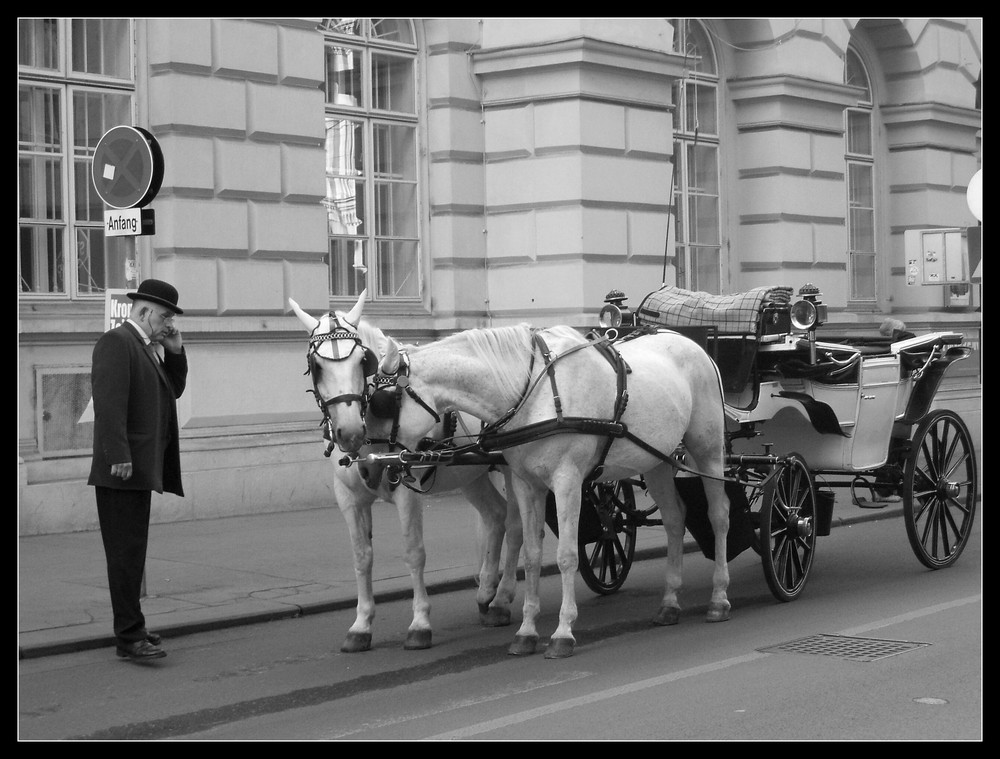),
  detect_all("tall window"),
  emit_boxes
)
[671,19,721,294]
[18,18,134,297]
[320,18,420,302]
[844,47,877,302]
